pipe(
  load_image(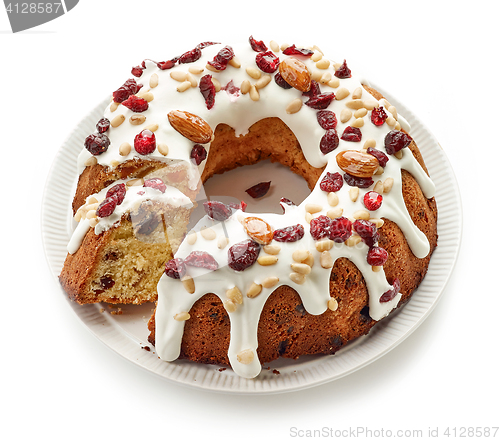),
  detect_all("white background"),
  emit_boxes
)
[1,1,498,440]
